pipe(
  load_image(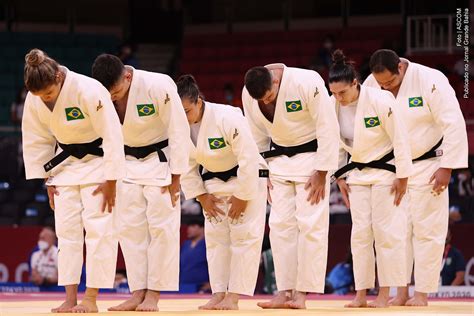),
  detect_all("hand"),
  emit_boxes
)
[336,178,351,209]
[197,193,225,222]
[304,170,327,205]
[31,269,43,285]
[267,178,273,204]
[390,177,408,206]
[161,174,181,207]
[228,195,248,224]
[430,167,452,196]
[92,180,117,213]
[46,185,59,211]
